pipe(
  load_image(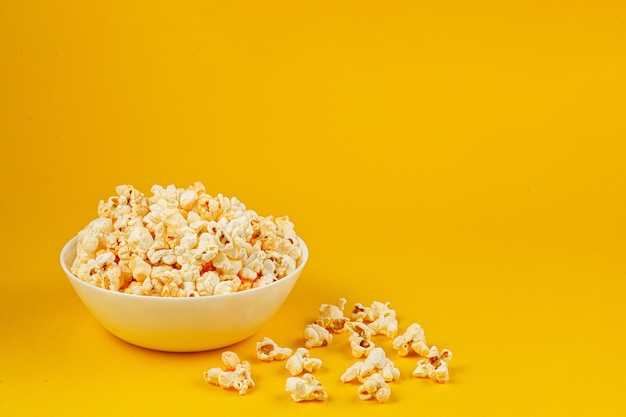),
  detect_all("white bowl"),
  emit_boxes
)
[60,236,308,352]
